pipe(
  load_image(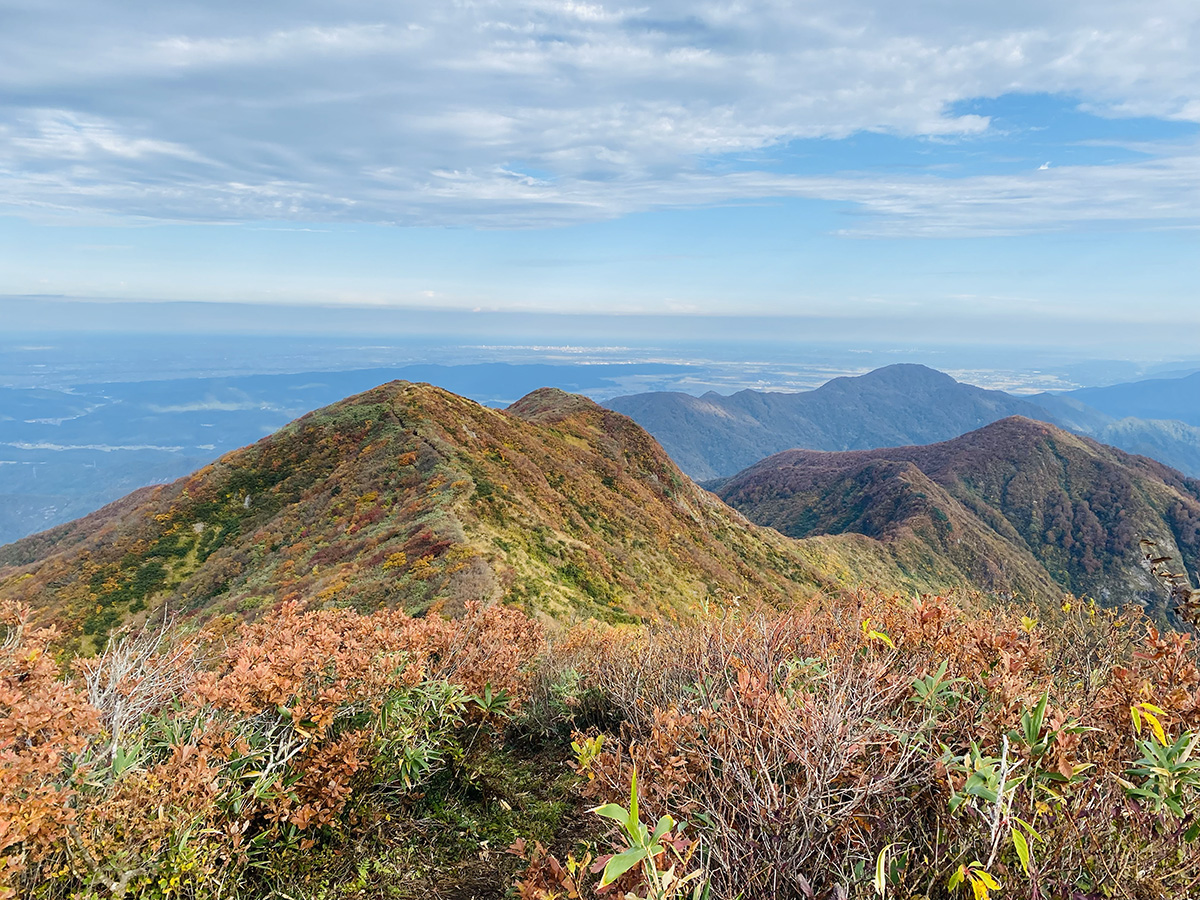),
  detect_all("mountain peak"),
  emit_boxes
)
[816,364,961,395]
[7,381,940,645]
[975,415,1063,437]
[506,387,606,425]
[716,412,1200,623]
[607,364,1051,480]
[862,363,955,381]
